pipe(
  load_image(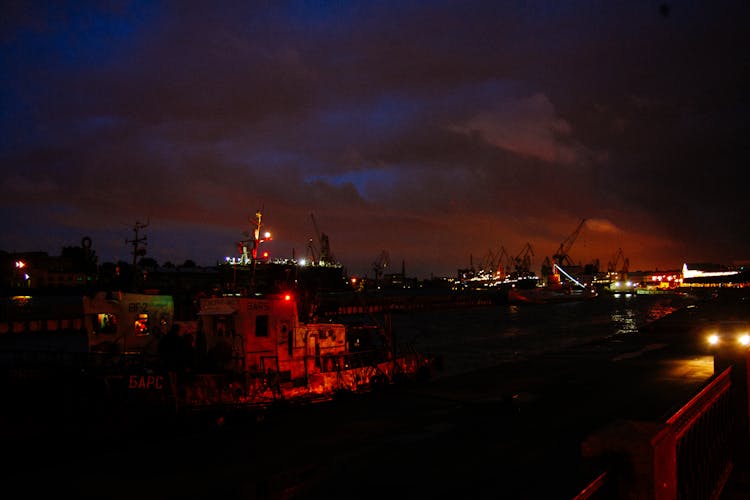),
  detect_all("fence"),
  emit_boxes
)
[575,351,747,499]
